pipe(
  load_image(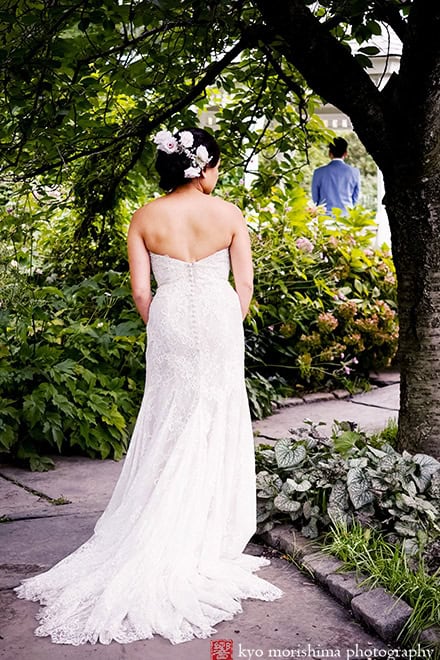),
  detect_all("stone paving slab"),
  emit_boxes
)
[0,456,122,516]
[1,513,101,567]
[253,382,399,441]
[351,383,400,411]
[0,384,400,523]
[0,477,54,520]
[326,572,370,607]
[1,531,391,660]
[302,392,337,404]
[253,395,398,440]
[302,553,348,586]
[0,384,412,659]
